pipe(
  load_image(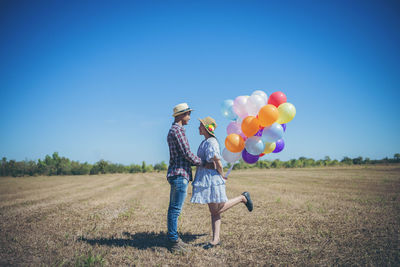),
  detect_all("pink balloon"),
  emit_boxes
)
[227,121,246,139]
